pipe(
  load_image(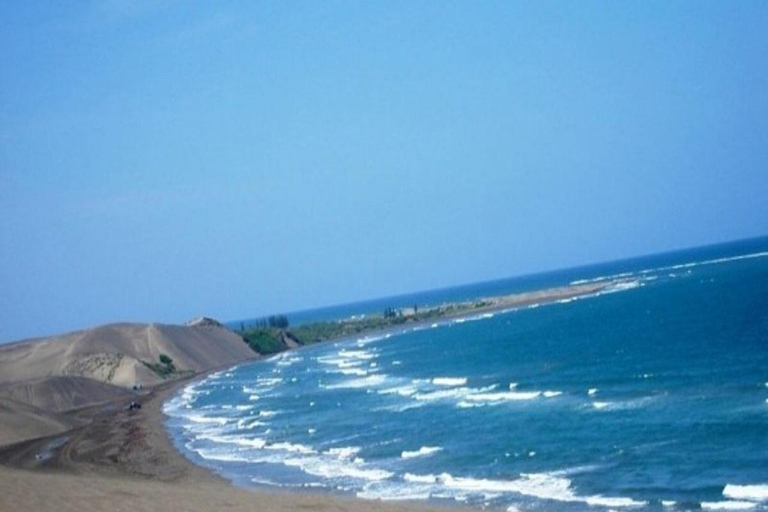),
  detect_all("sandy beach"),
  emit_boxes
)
[0,377,467,512]
[0,283,623,512]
